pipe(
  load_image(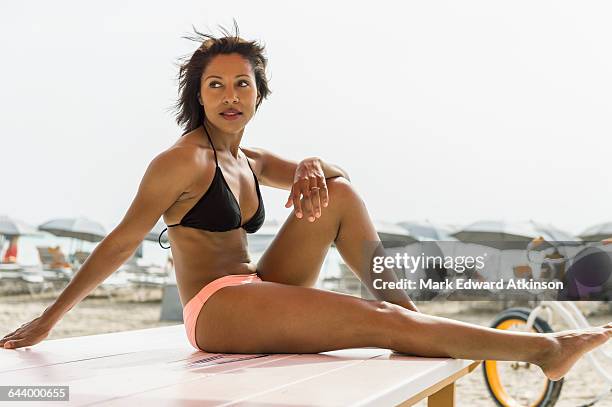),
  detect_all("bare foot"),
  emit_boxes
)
[537,322,611,381]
